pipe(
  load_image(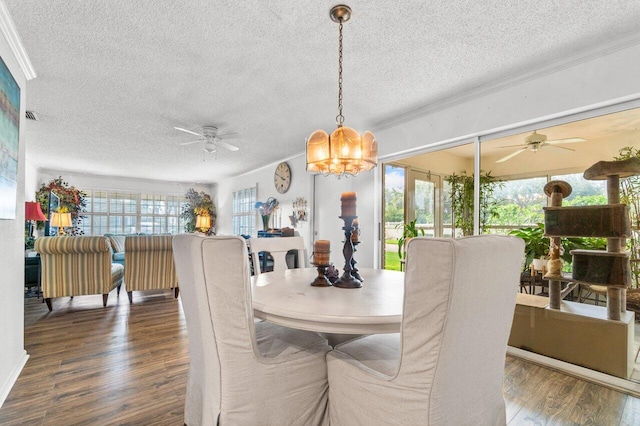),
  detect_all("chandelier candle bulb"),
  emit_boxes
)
[340,192,357,217]
[313,240,331,265]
